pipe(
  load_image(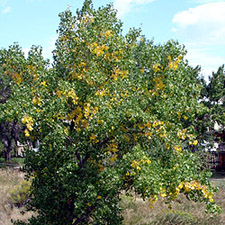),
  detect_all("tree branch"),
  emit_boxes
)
[72,203,96,225]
